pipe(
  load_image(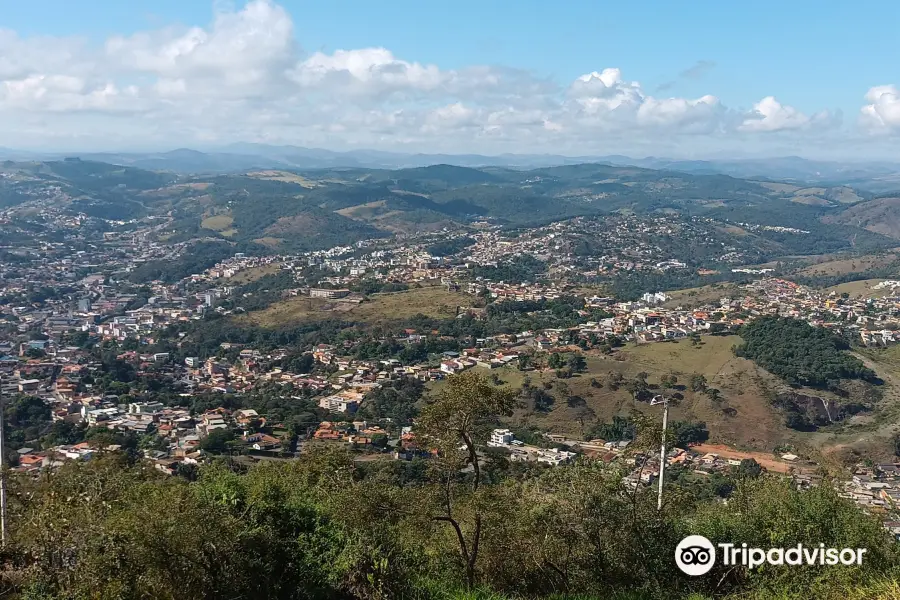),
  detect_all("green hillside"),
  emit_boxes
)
[1,158,898,254]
